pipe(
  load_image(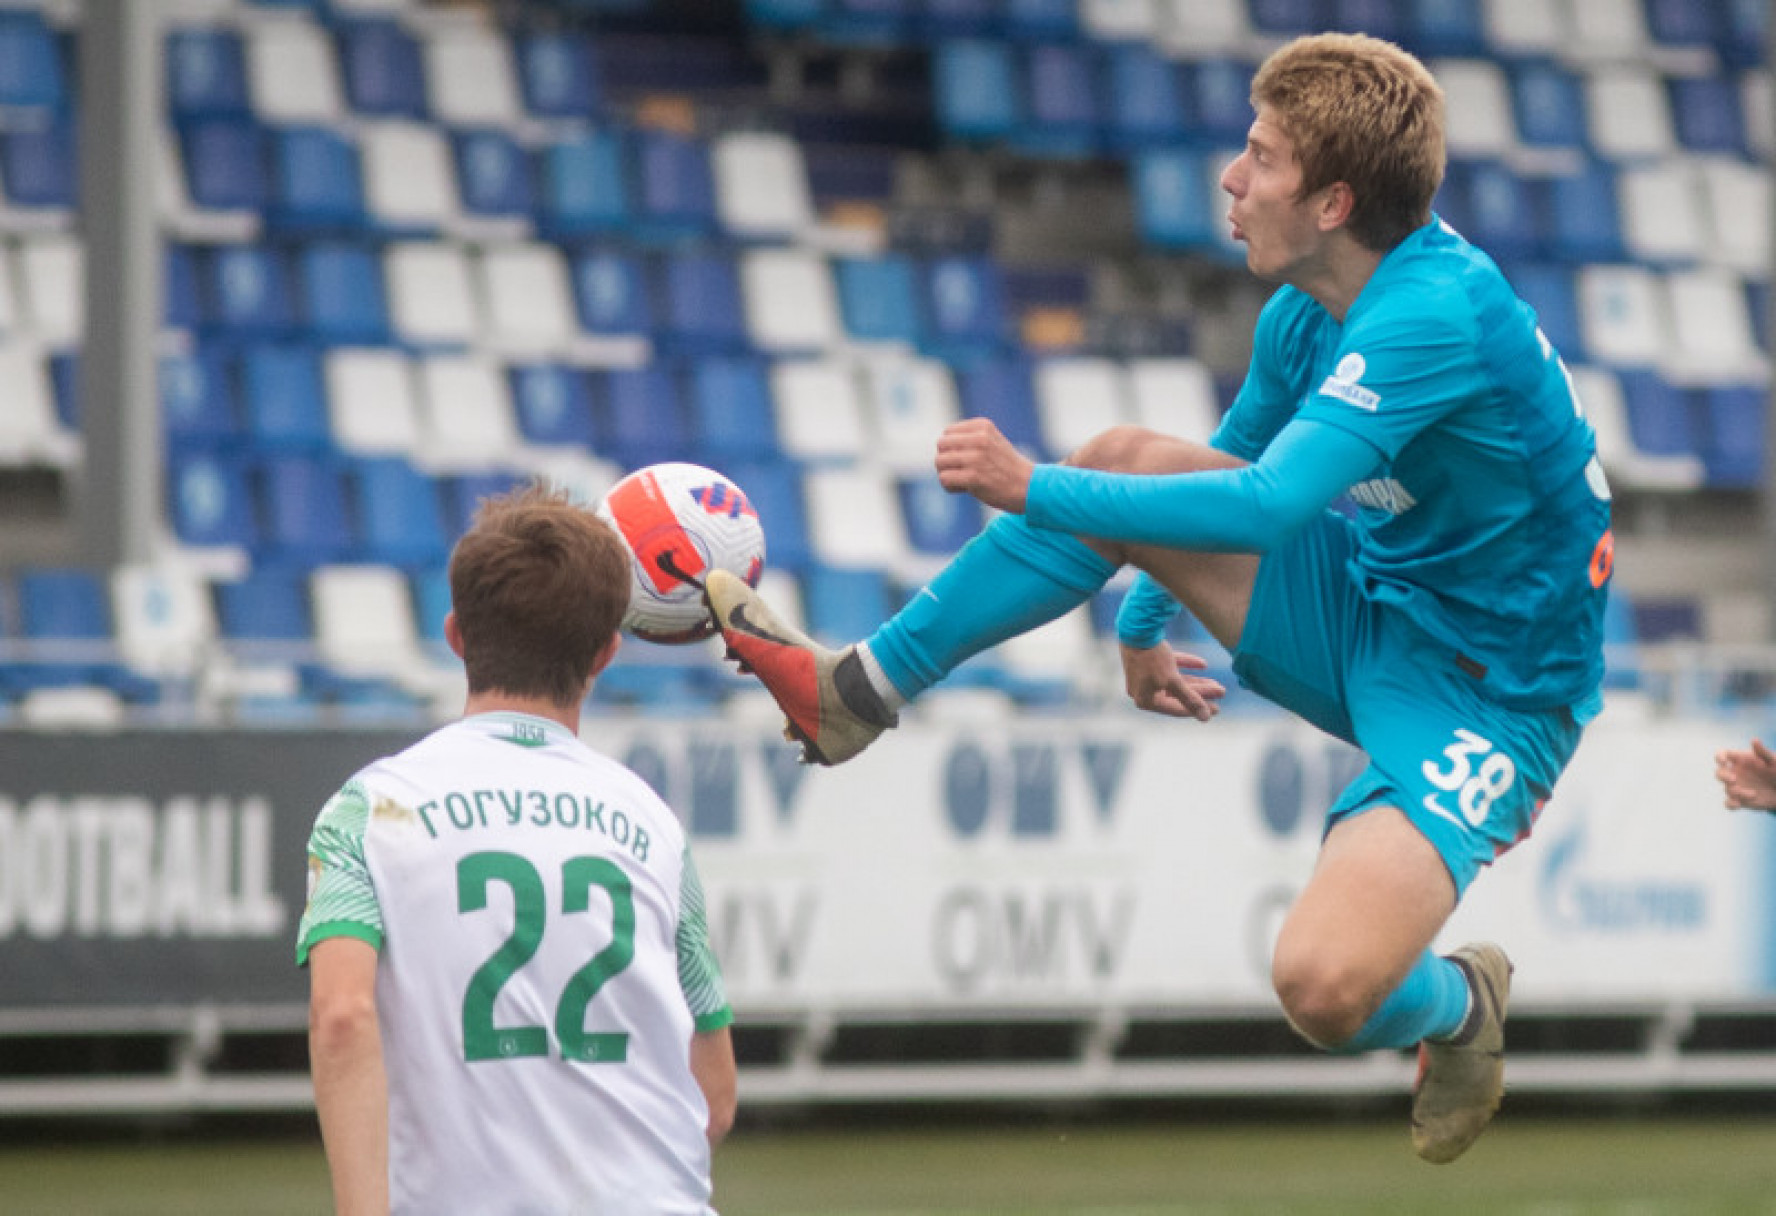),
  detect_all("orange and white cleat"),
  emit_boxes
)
[705,569,897,766]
